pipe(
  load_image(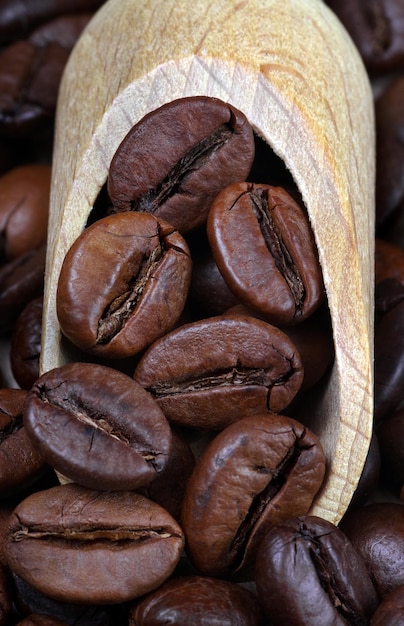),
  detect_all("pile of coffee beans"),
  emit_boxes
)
[0,0,402,624]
